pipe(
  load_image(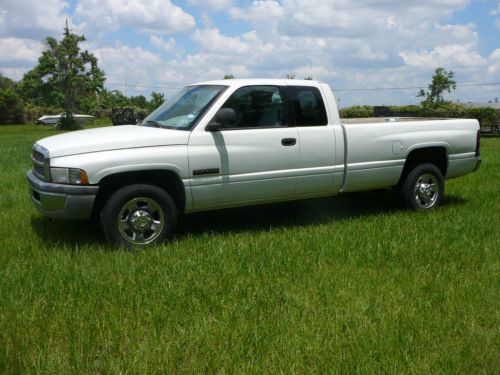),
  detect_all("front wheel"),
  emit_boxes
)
[101,184,177,247]
[400,163,444,211]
